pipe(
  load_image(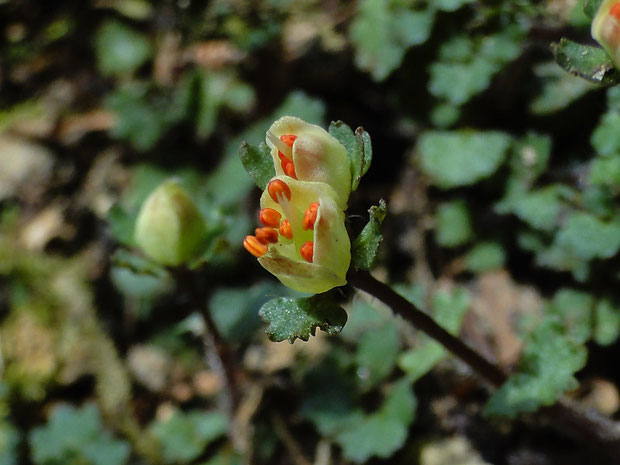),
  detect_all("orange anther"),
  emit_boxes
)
[279,219,293,239]
[302,202,320,230]
[278,151,298,179]
[255,227,279,244]
[244,235,268,258]
[300,241,314,262]
[268,179,292,203]
[280,134,297,147]
[283,160,297,179]
[259,208,281,227]
[611,2,620,20]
